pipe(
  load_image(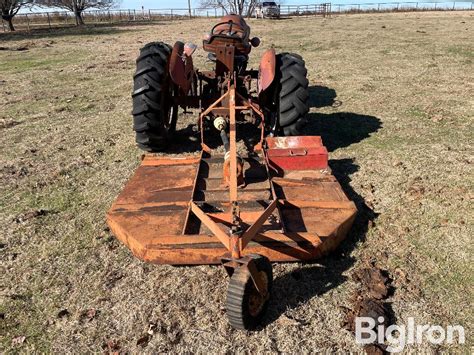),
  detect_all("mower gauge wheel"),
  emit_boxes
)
[226,254,273,330]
